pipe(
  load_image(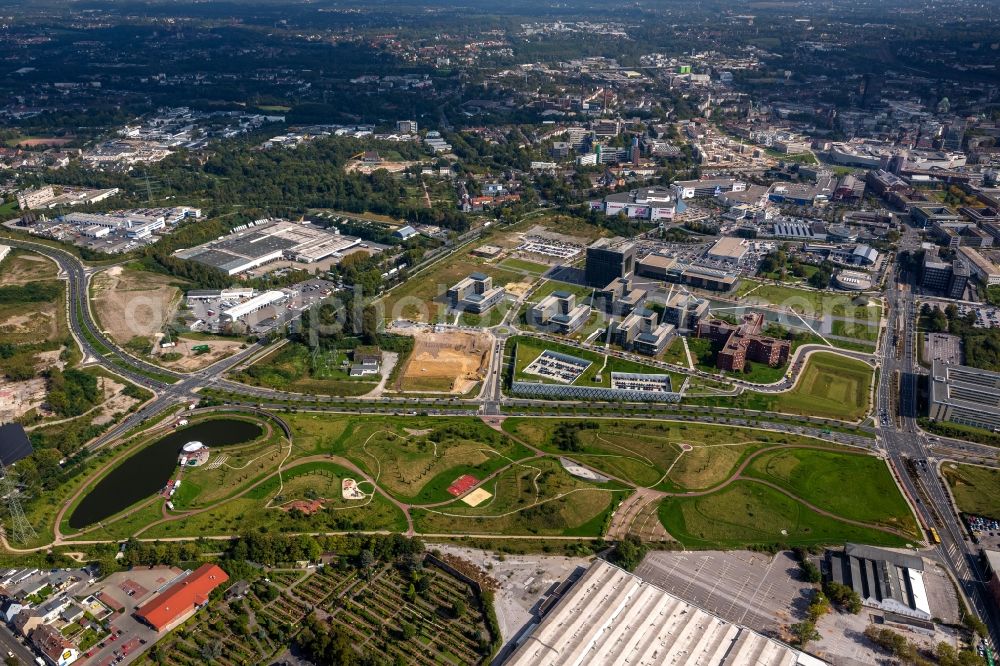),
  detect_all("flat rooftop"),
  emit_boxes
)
[506,559,819,666]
